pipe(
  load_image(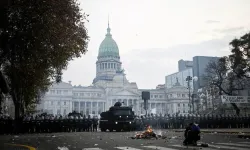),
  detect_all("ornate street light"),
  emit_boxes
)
[186,76,198,114]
